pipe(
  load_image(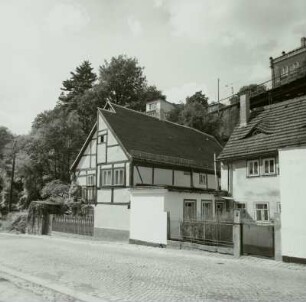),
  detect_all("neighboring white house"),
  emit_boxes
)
[145,99,176,120]
[218,94,306,263]
[70,102,223,245]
